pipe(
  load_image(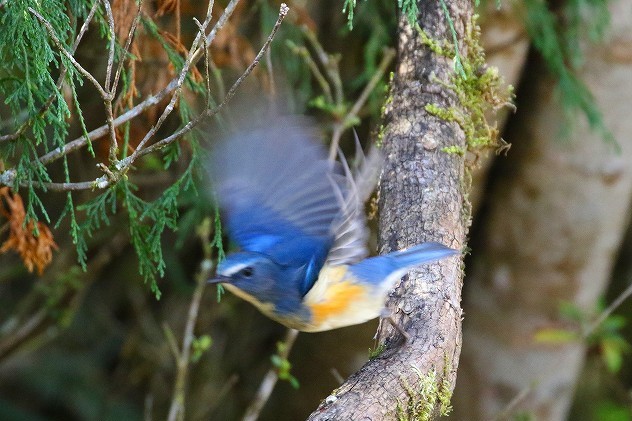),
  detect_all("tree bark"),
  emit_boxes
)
[307,1,469,419]
[453,0,632,418]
